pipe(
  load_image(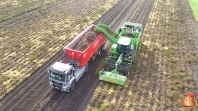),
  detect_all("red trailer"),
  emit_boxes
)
[48,24,106,92]
[63,24,106,68]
